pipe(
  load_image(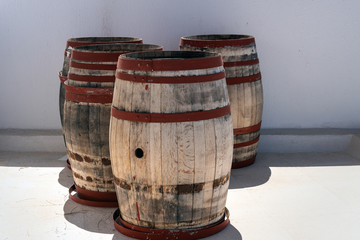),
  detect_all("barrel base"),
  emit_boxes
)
[69,184,118,208]
[232,155,256,169]
[113,208,229,240]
